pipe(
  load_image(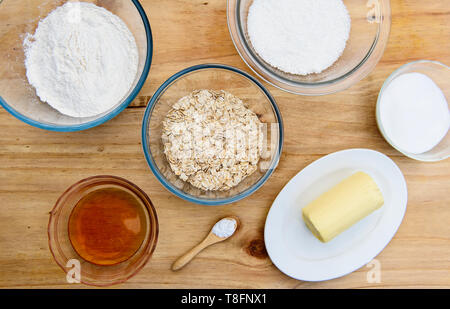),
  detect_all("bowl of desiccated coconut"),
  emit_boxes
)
[227,0,391,95]
[142,64,283,205]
